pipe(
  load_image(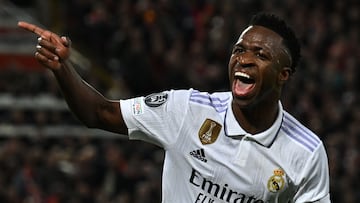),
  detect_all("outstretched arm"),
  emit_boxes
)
[18,21,128,135]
